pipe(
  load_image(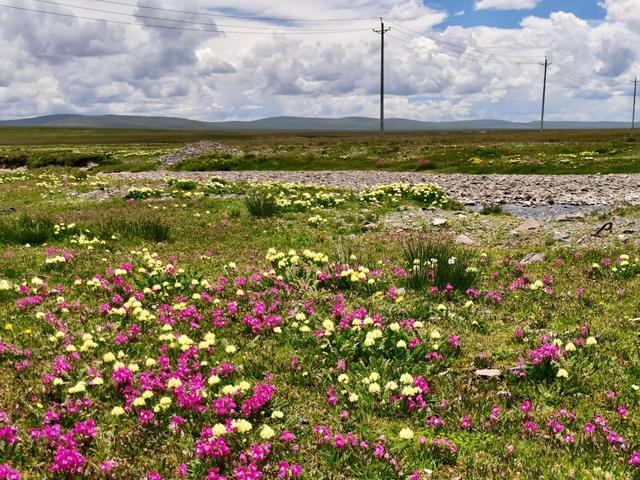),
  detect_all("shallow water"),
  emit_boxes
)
[469,203,609,220]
